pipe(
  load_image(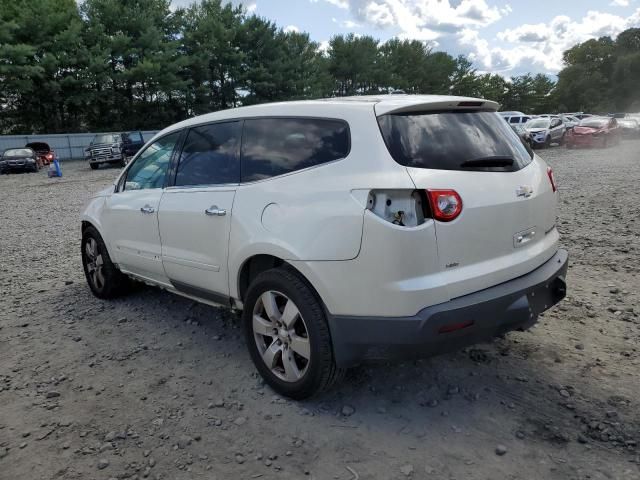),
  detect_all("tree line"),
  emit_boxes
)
[1,0,639,134]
